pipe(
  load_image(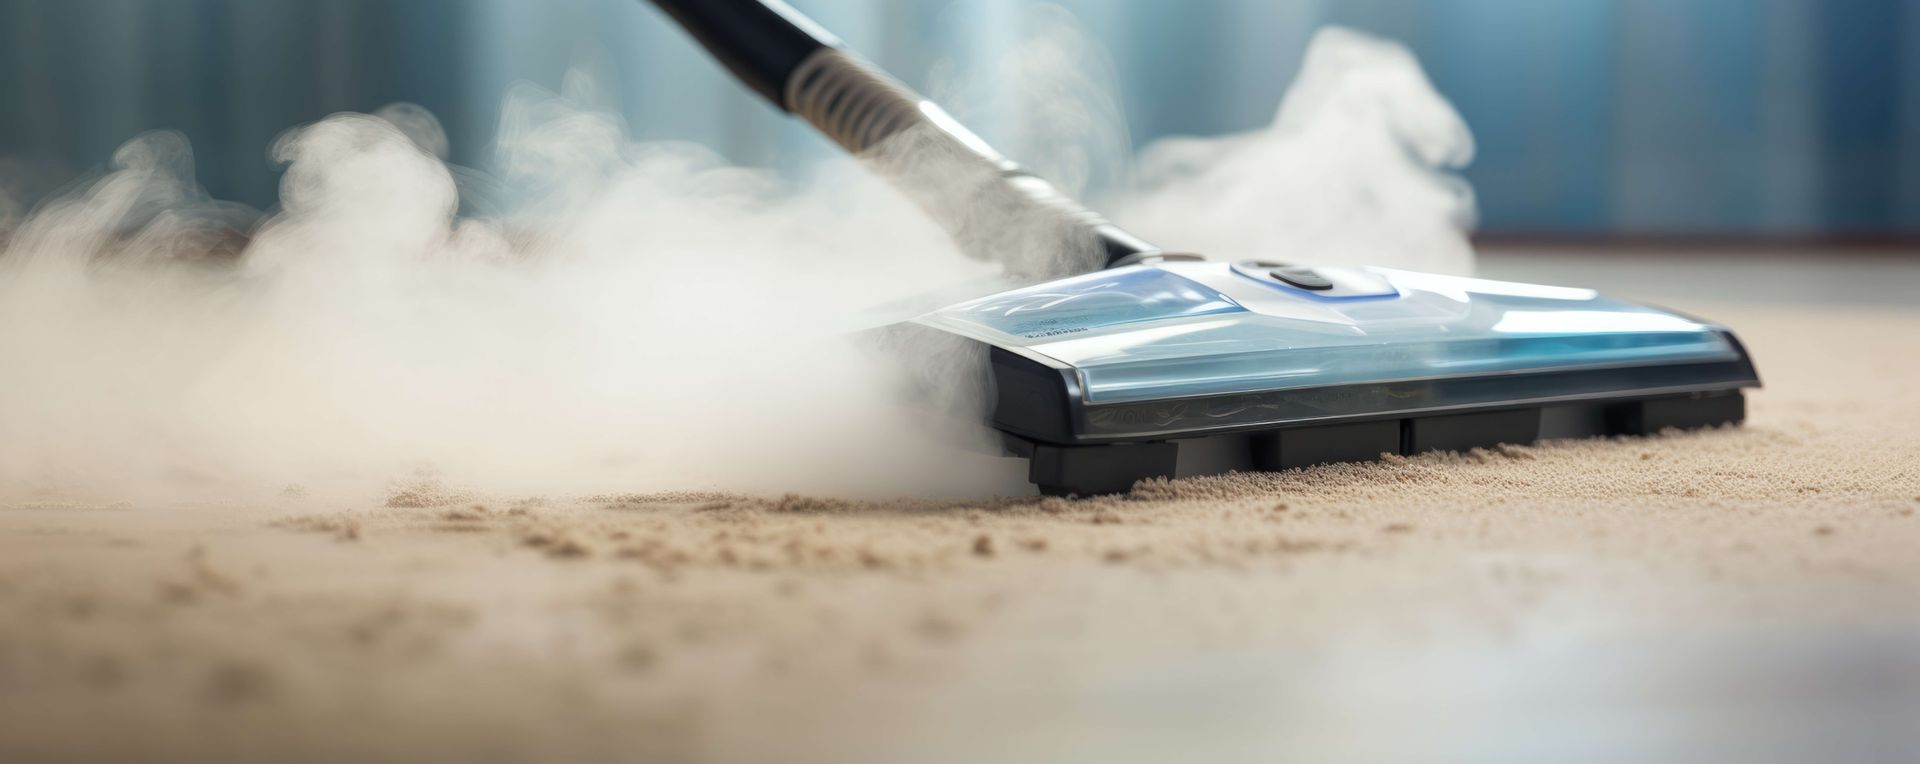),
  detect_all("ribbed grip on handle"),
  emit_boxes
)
[785,48,1159,275]
[786,48,964,158]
